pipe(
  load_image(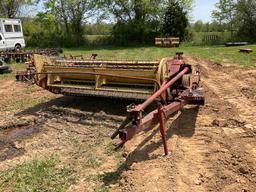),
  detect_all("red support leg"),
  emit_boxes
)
[158,105,169,156]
